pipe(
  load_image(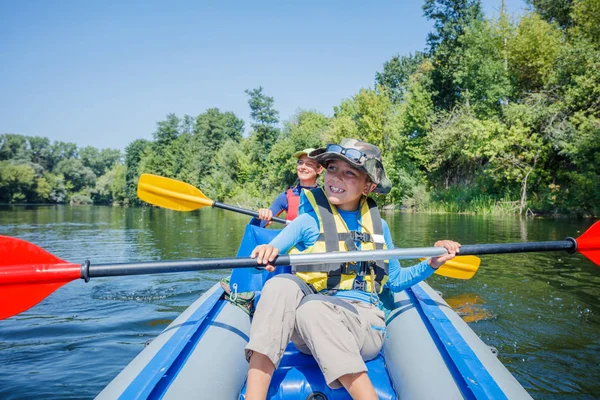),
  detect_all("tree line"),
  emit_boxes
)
[1,0,598,216]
